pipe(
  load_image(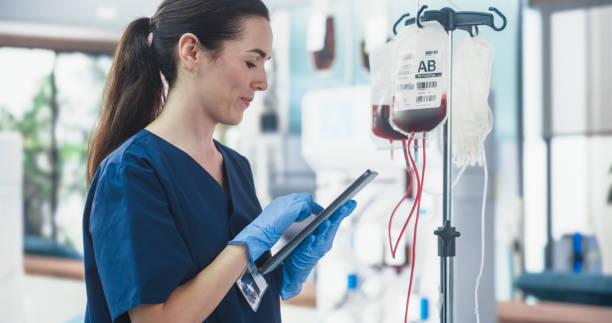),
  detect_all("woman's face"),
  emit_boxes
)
[196,16,272,125]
